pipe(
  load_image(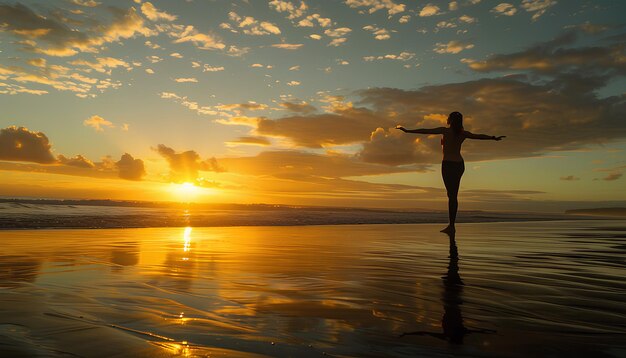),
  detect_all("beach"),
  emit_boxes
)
[1,220,625,357]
